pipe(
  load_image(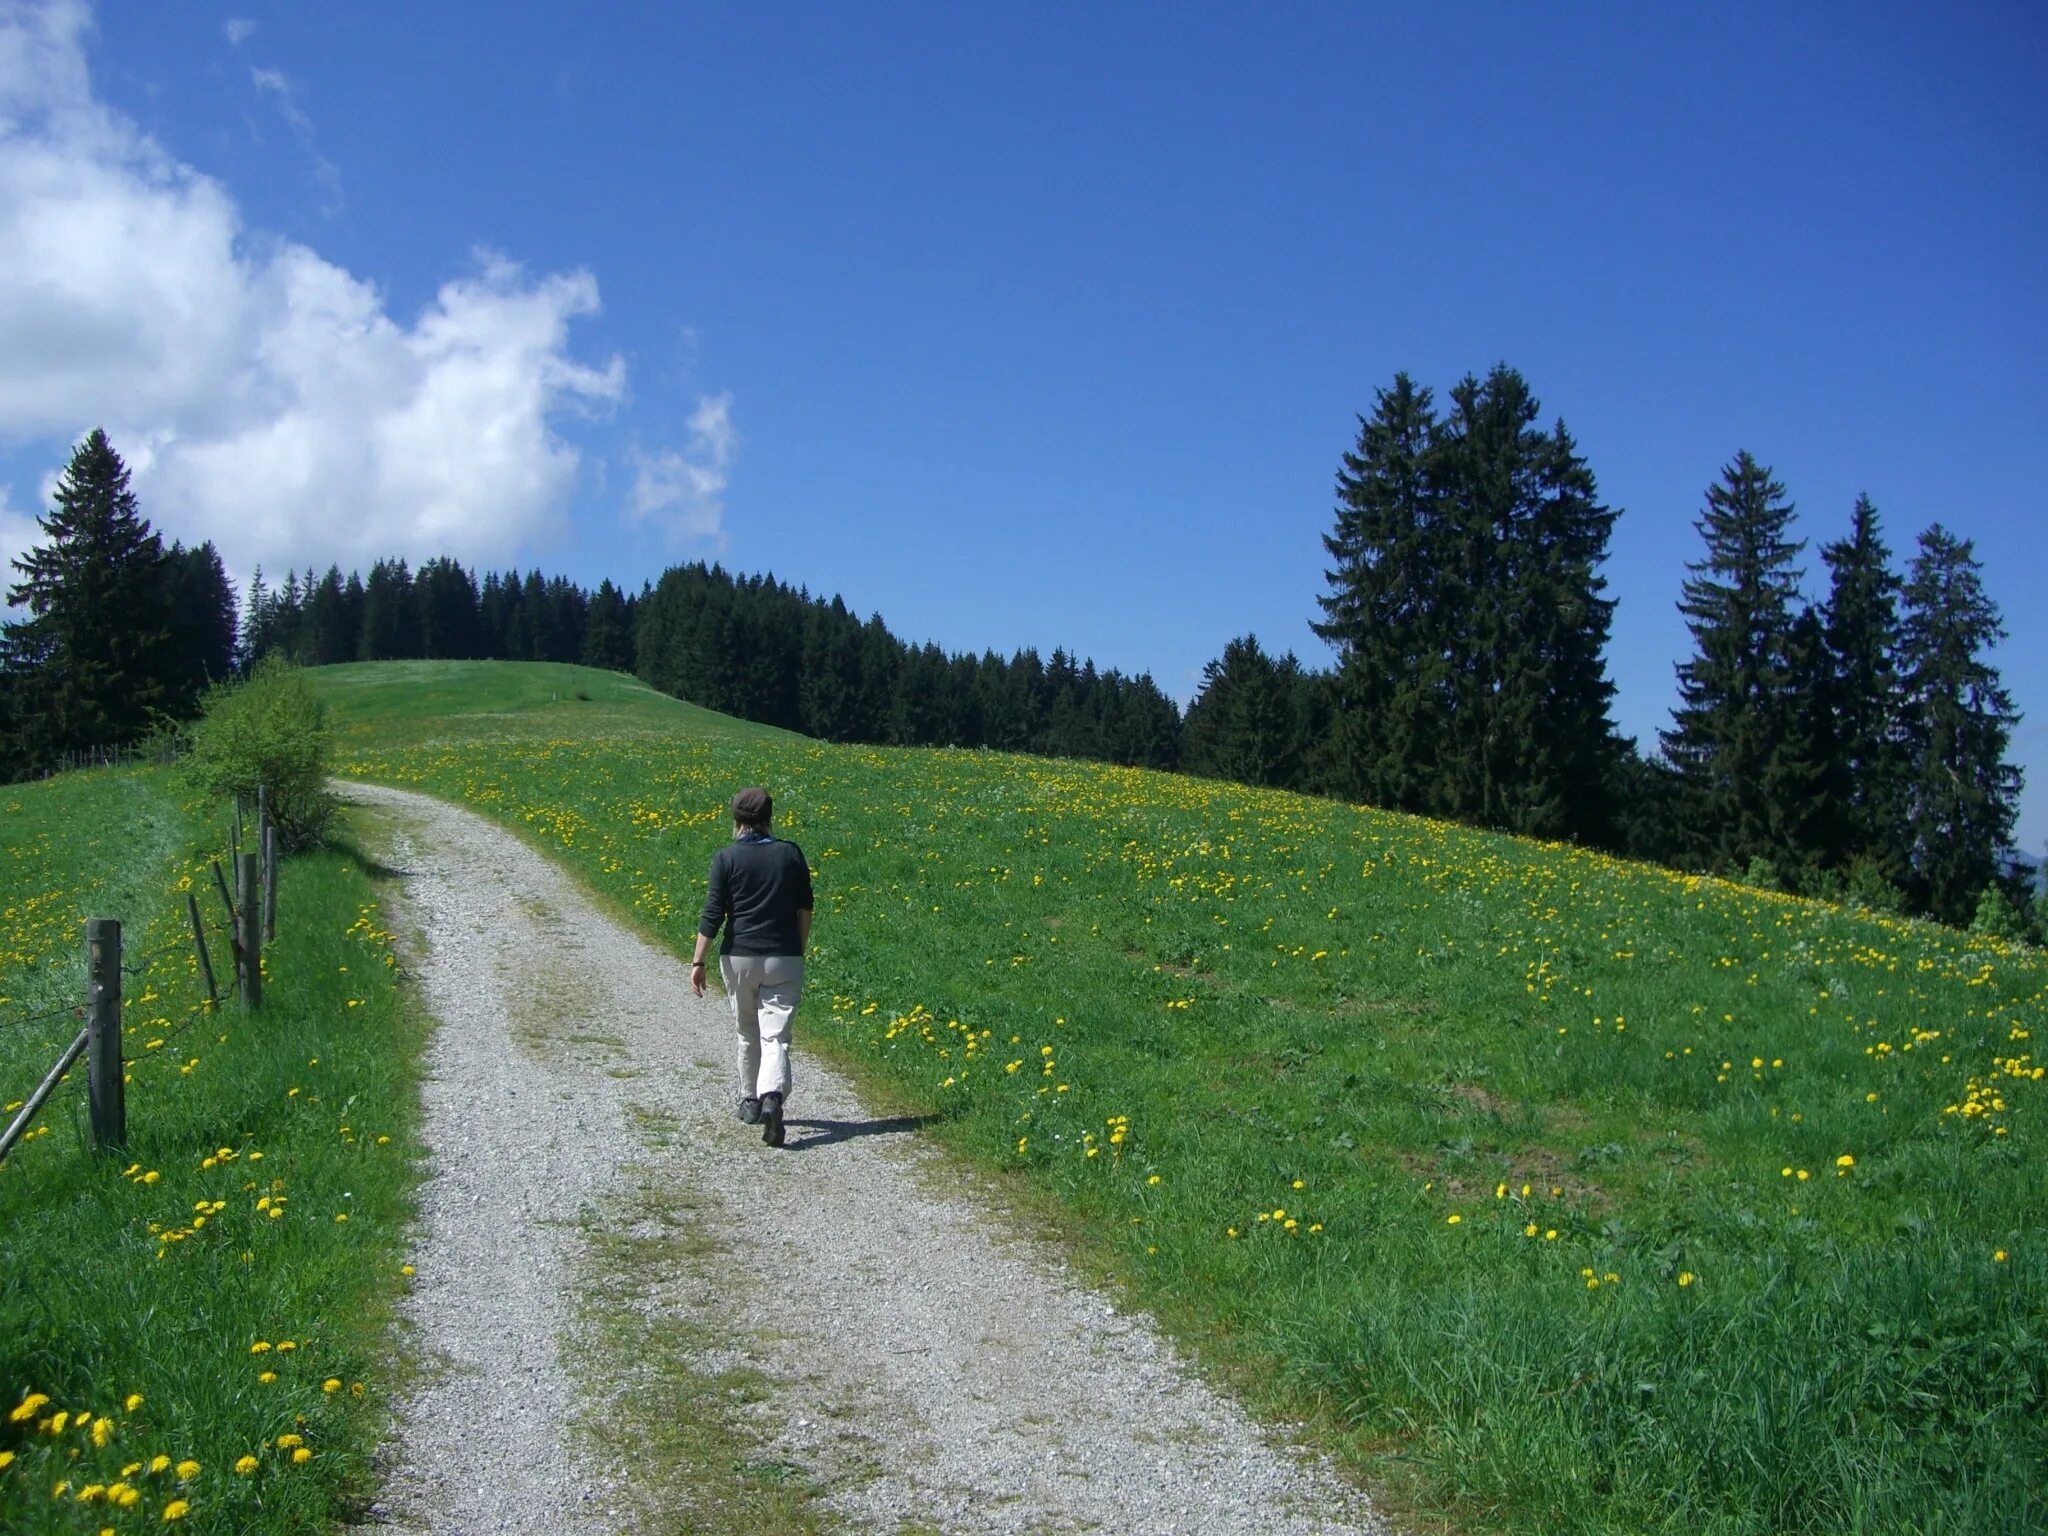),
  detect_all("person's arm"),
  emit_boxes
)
[692,852,728,996]
[794,851,815,955]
